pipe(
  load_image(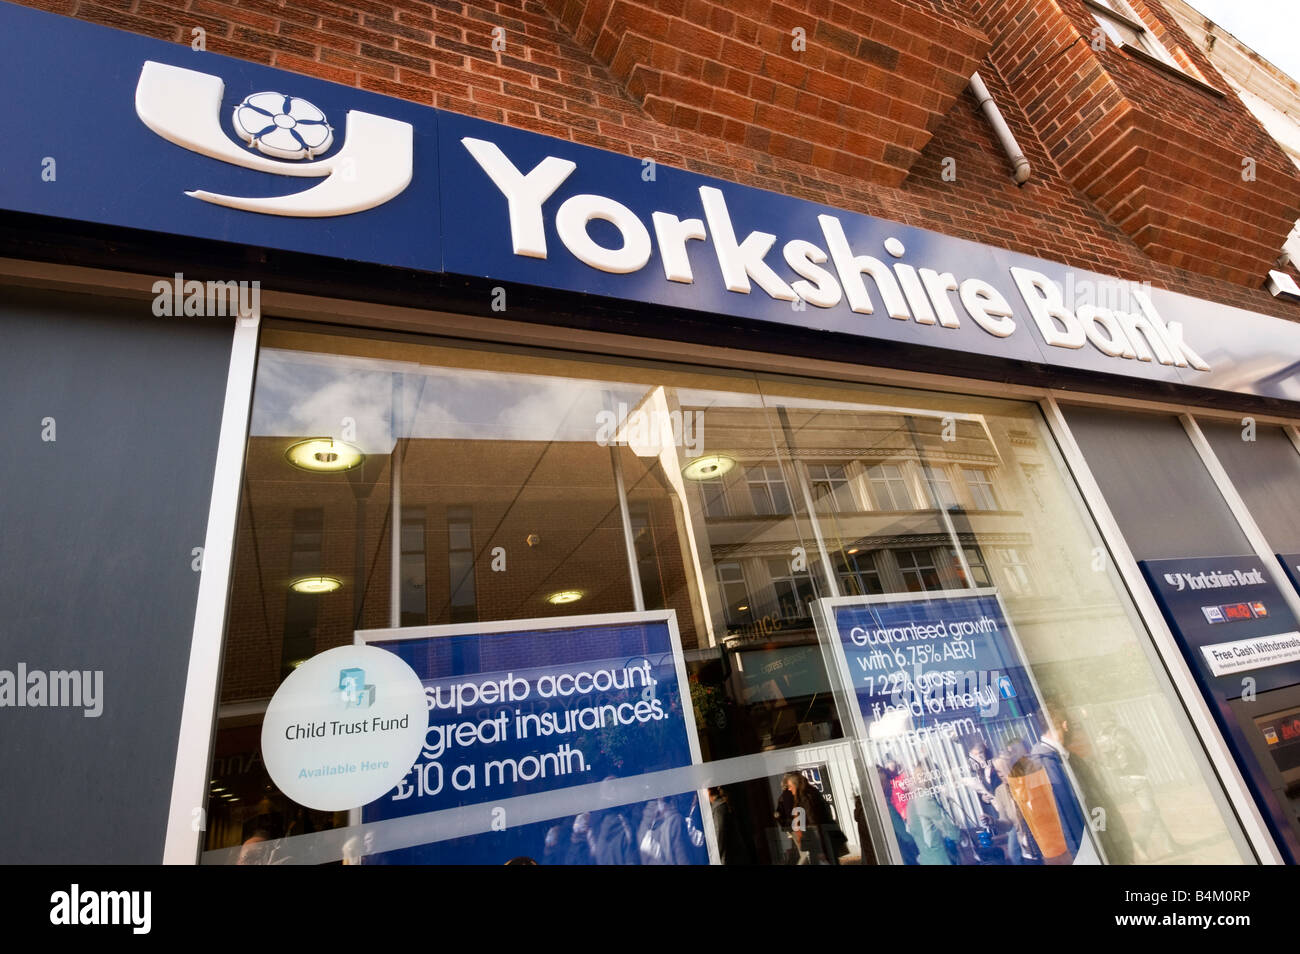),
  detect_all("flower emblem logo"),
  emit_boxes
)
[232,91,334,160]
